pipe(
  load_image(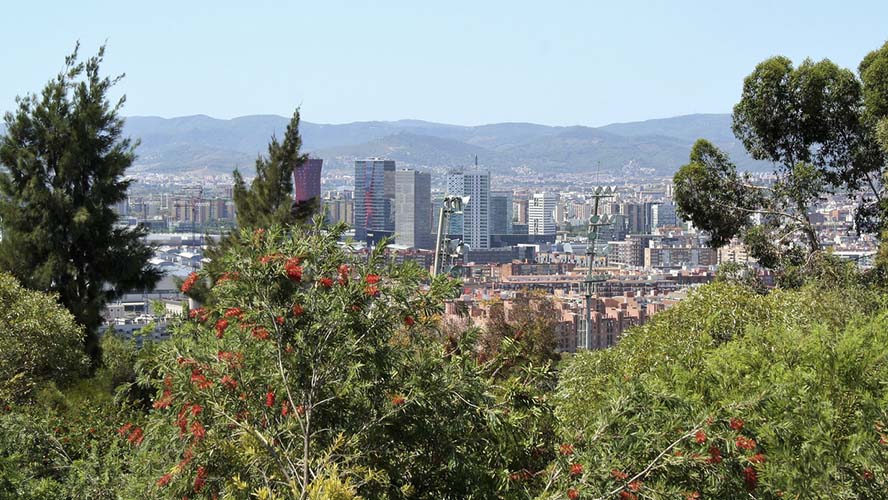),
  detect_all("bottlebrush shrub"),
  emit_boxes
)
[544,282,888,499]
[130,223,519,498]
